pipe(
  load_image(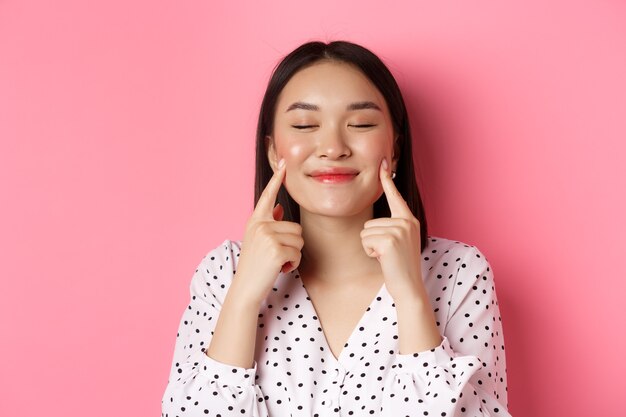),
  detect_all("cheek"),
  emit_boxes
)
[352,135,391,161]
[274,138,311,162]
